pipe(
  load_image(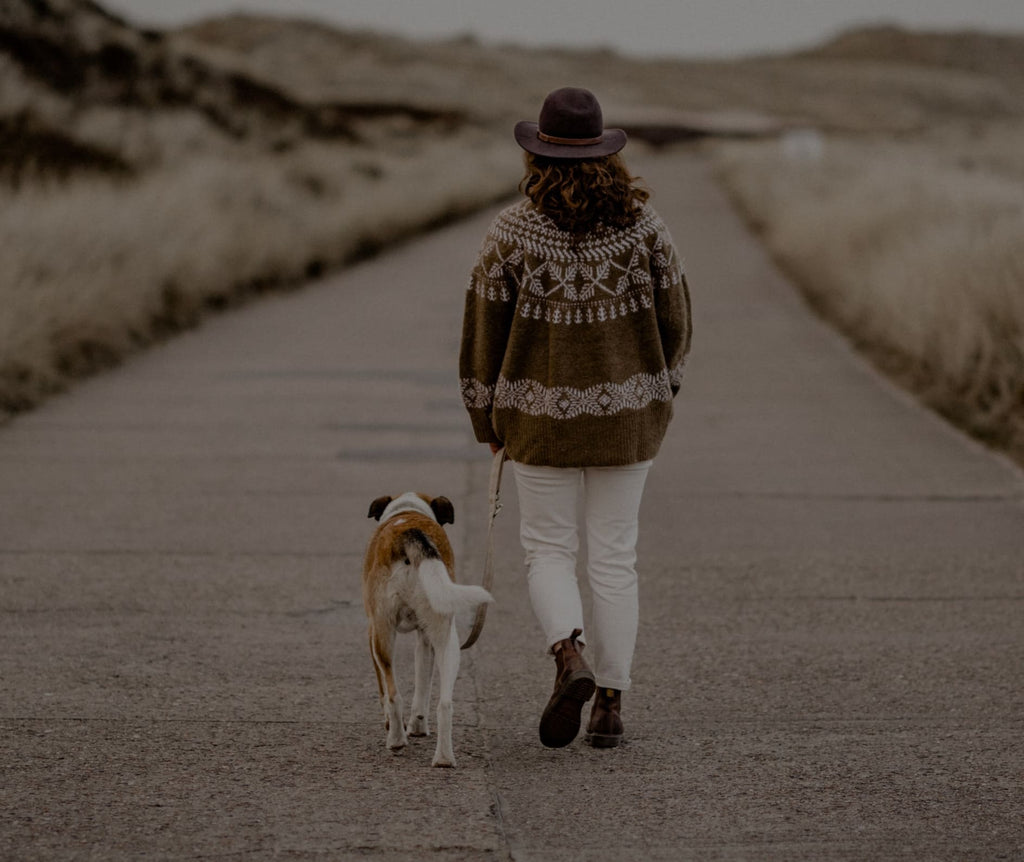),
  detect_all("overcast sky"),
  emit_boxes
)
[106,0,1024,59]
